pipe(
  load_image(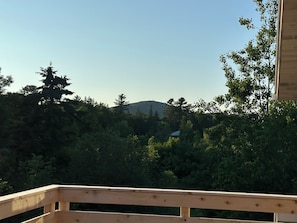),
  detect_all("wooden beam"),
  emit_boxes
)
[56,211,272,223]
[0,185,59,220]
[275,0,297,100]
[58,185,297,214]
